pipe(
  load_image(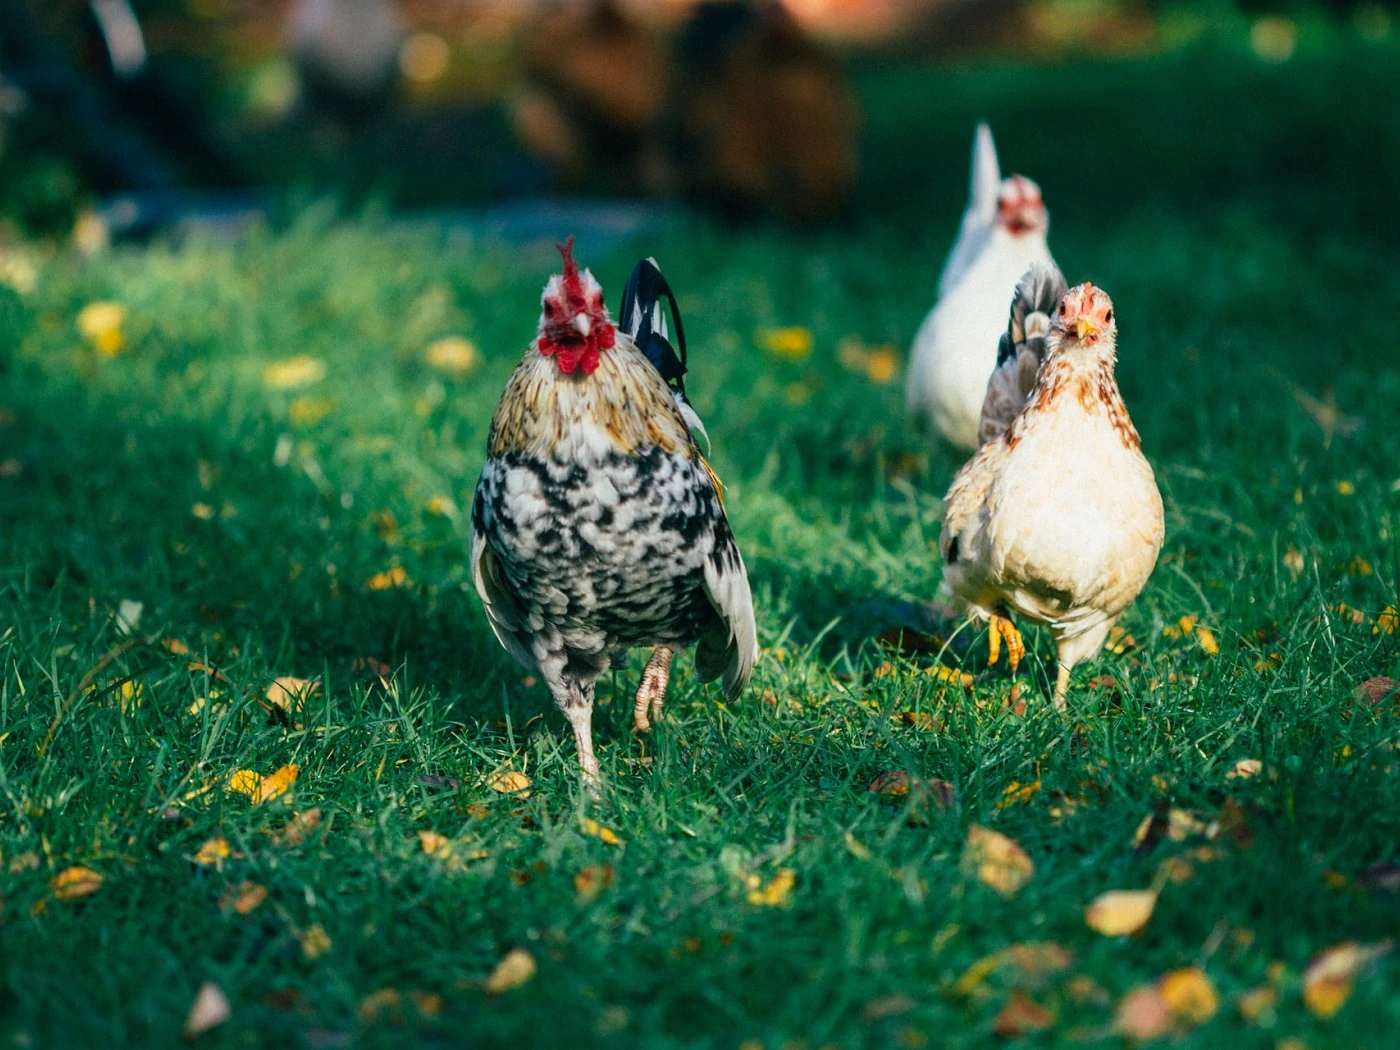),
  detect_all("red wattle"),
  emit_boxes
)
[538,321,613,376]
